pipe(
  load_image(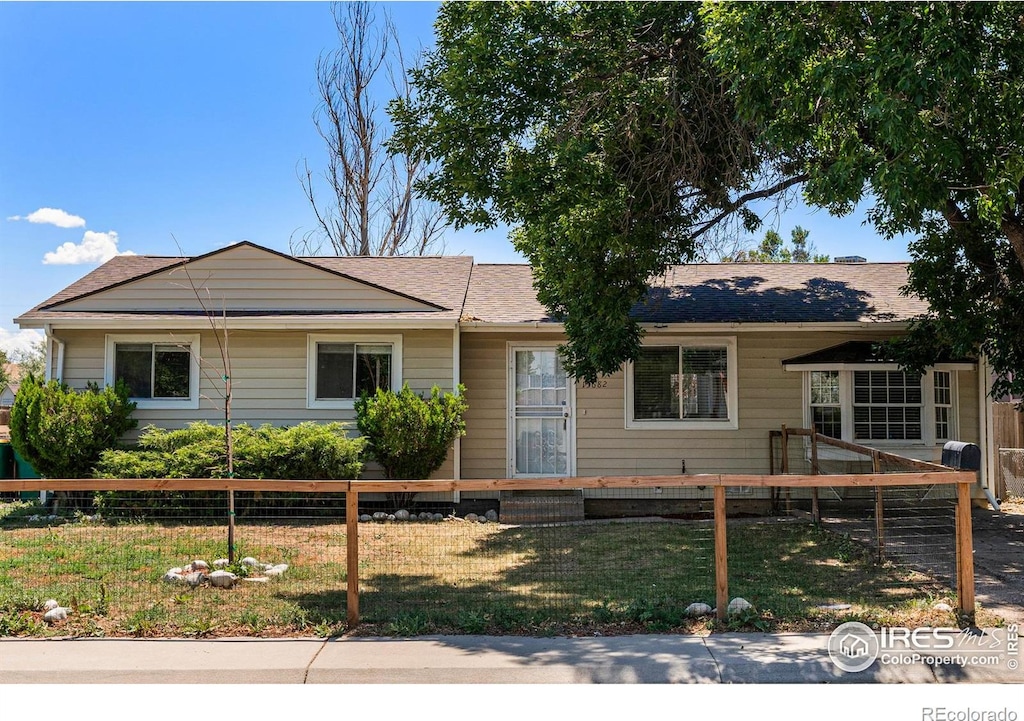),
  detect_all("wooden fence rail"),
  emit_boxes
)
[2,467,977,625]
